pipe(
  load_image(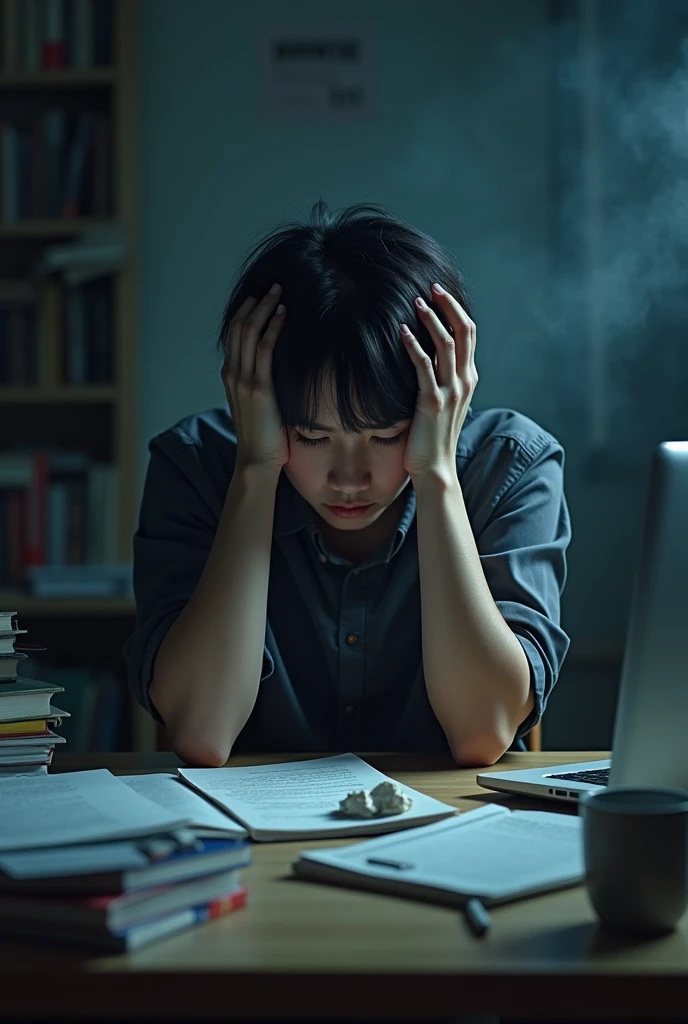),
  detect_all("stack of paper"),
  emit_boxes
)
[0,769,251,951]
